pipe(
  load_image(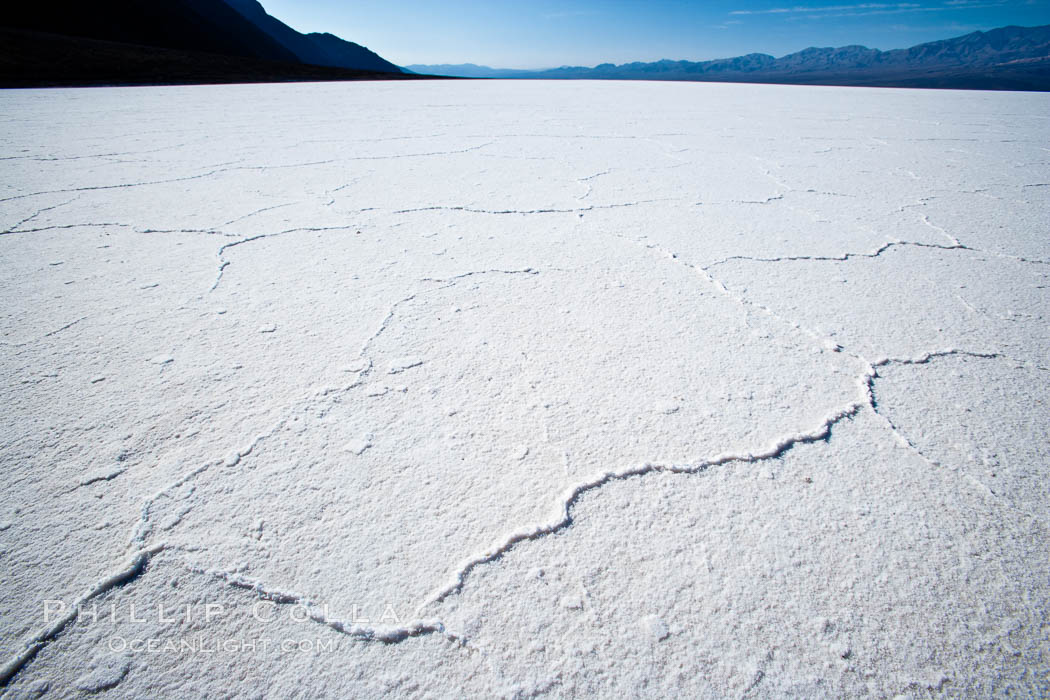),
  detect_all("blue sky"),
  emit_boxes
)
[258,0,1050,69]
